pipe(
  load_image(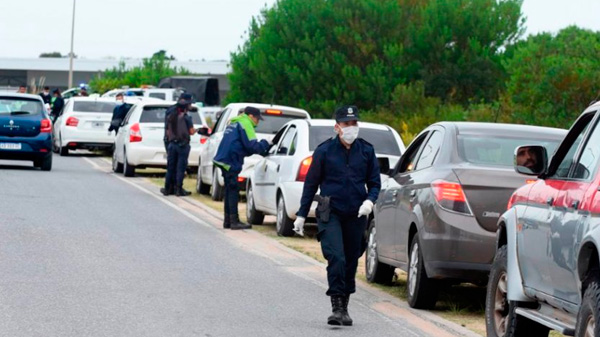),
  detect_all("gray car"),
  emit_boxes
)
[365,122,566,309]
